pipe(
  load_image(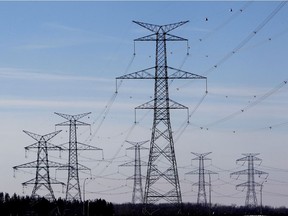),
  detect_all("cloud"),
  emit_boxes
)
[0,67,112,82]
[15,22,130,51]
[44,22,87,33]
[0,98,105,109]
